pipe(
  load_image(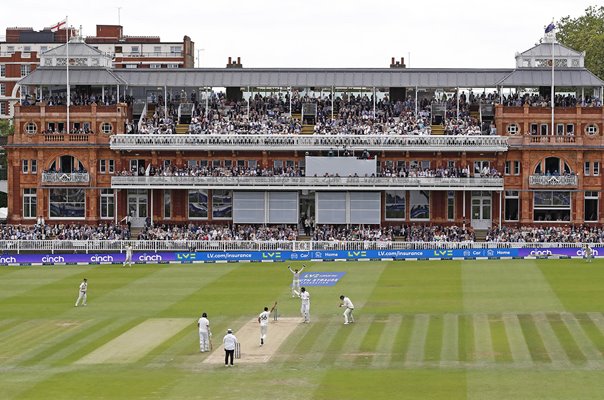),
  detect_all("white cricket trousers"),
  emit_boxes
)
[292,280,300,296]
[199,331,210,352]
[301,303,310,322]
[260,324,268,340]
[75,291,87,306]
[343,307,354,324]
